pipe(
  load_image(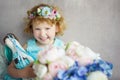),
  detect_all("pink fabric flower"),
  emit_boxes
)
[48,60,68,77]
